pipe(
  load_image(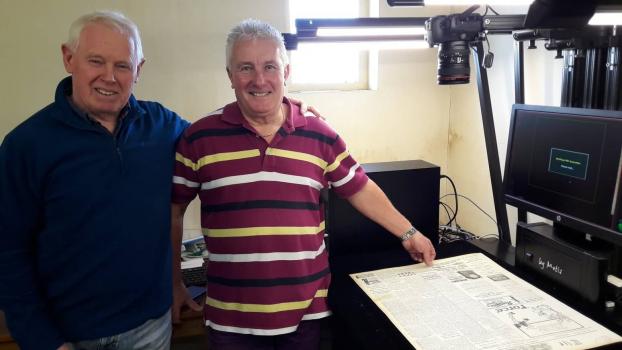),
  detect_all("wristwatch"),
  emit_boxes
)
[400,227,418,242]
